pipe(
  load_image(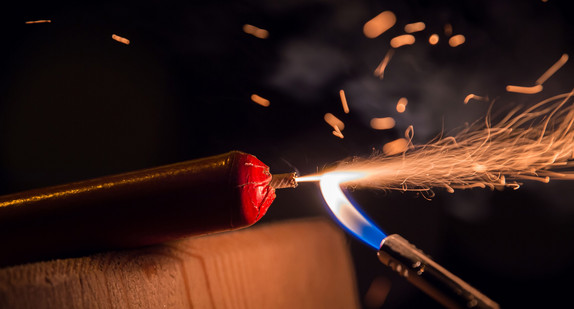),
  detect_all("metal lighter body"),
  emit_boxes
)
[378,234,499,309]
